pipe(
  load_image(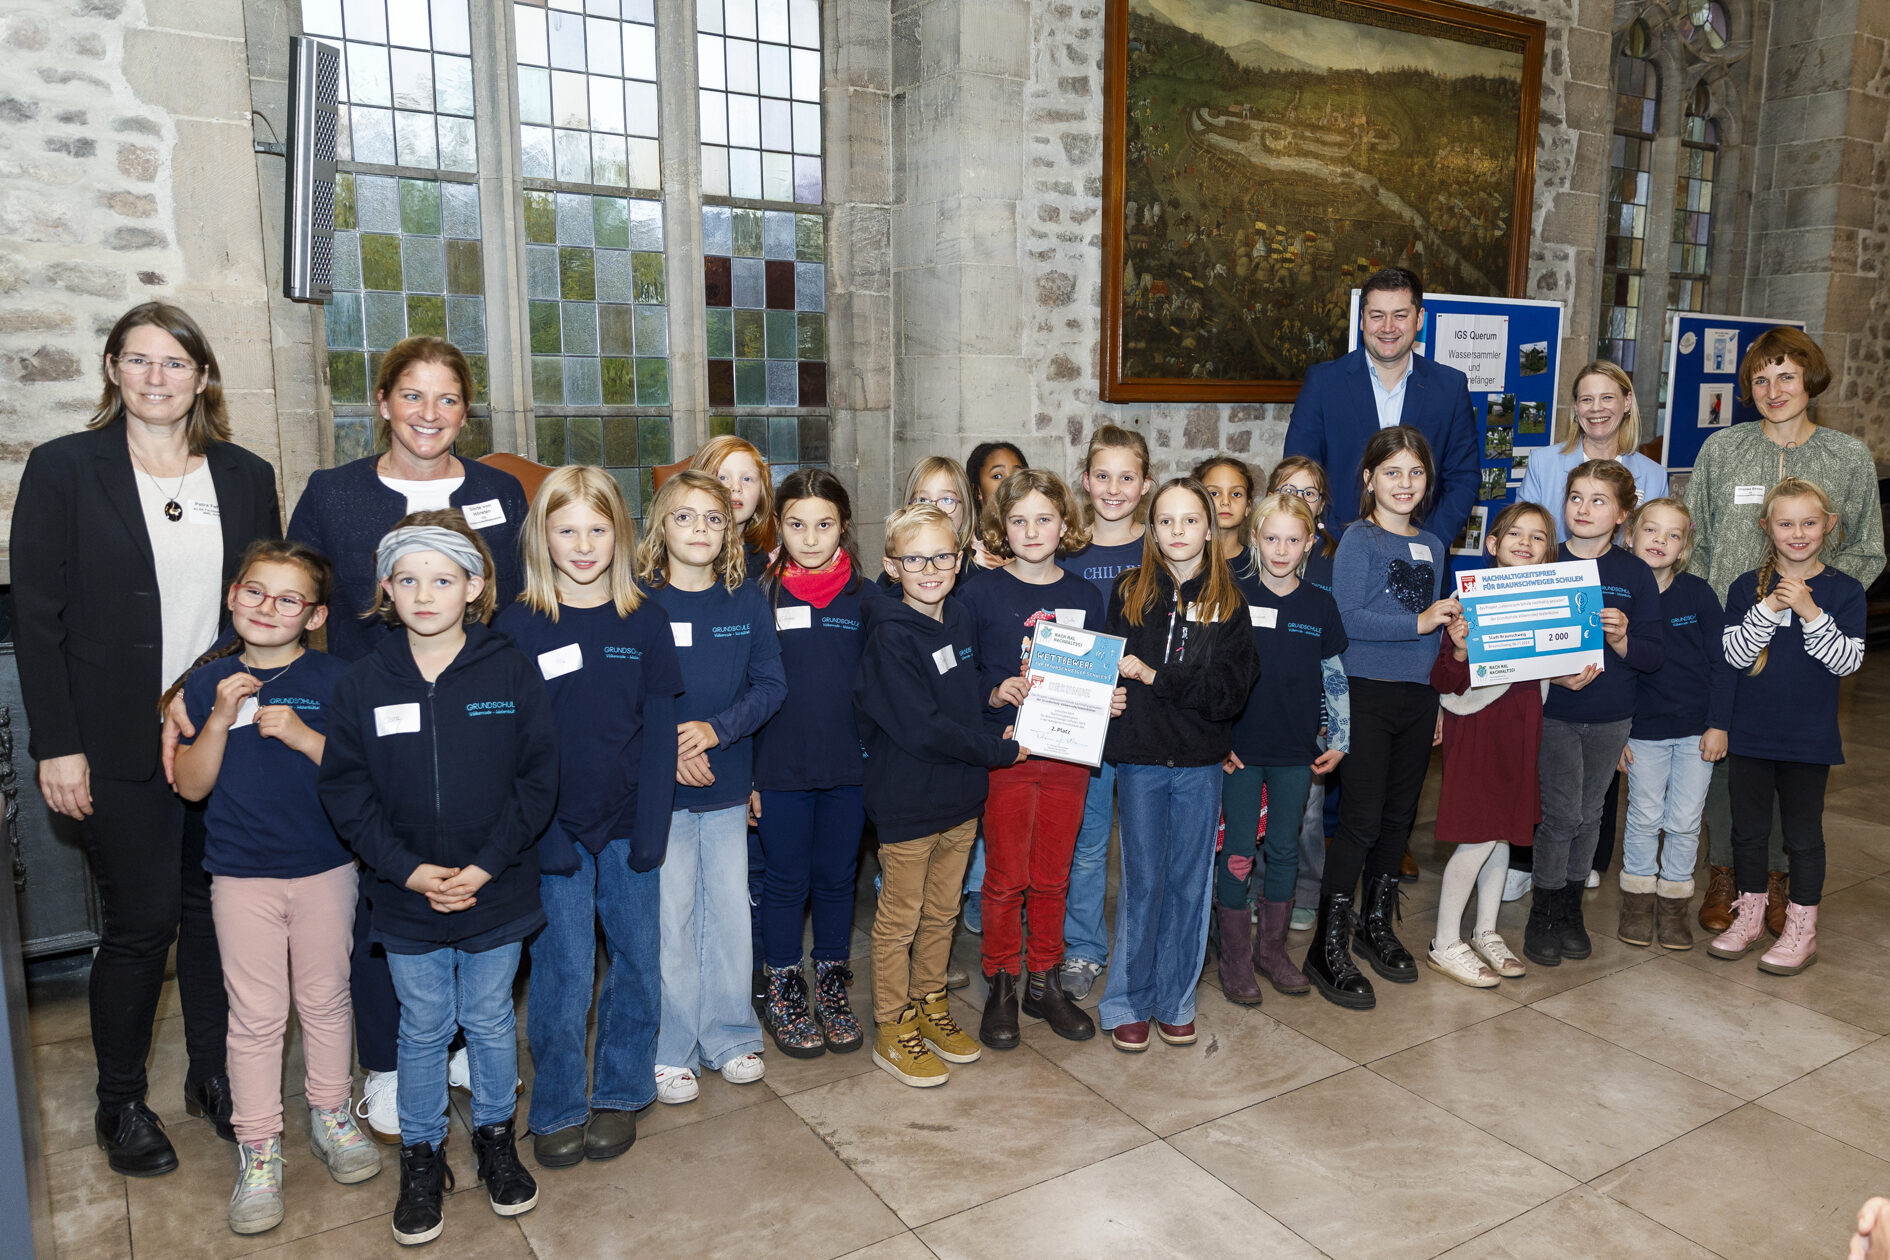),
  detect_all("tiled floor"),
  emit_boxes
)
[29,659,1890,1258]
